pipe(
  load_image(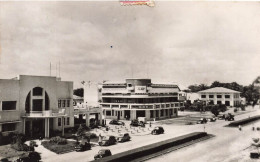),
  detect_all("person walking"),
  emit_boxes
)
[239,125,242,131]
